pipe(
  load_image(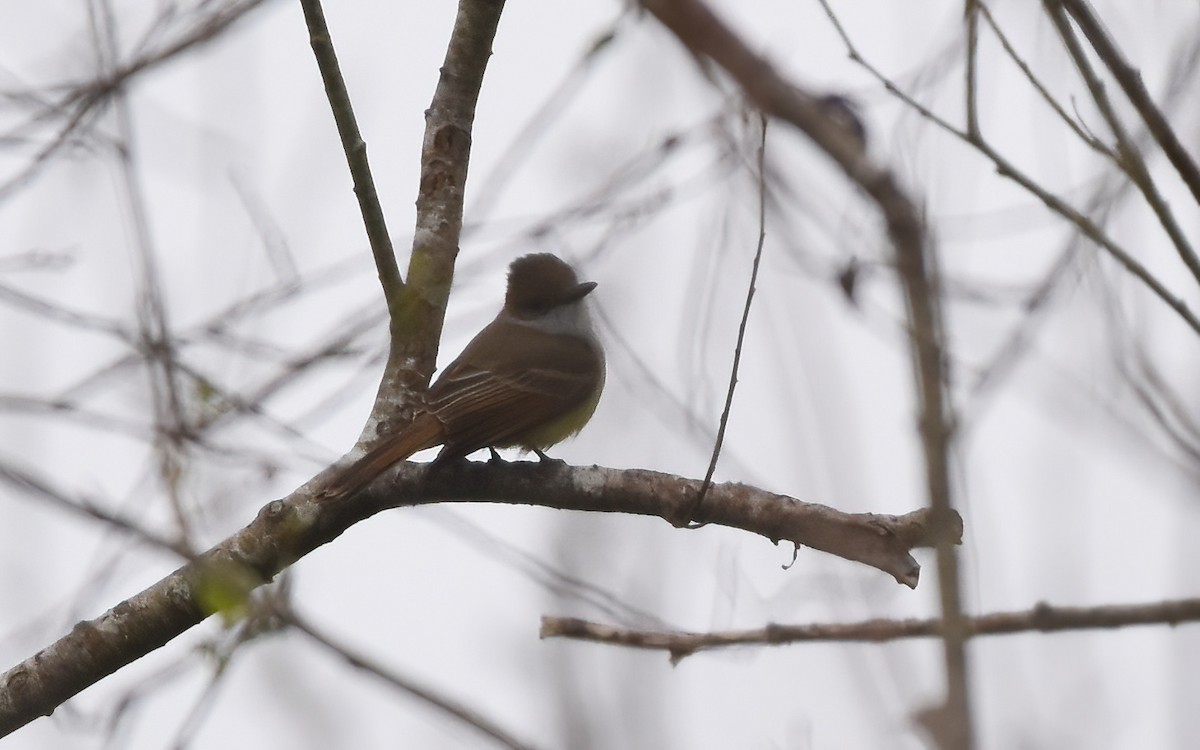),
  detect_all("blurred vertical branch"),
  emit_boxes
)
[638,0,970,746]
[95,0,209,551]
[817,0,1200,742]
[0,0,948,737]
